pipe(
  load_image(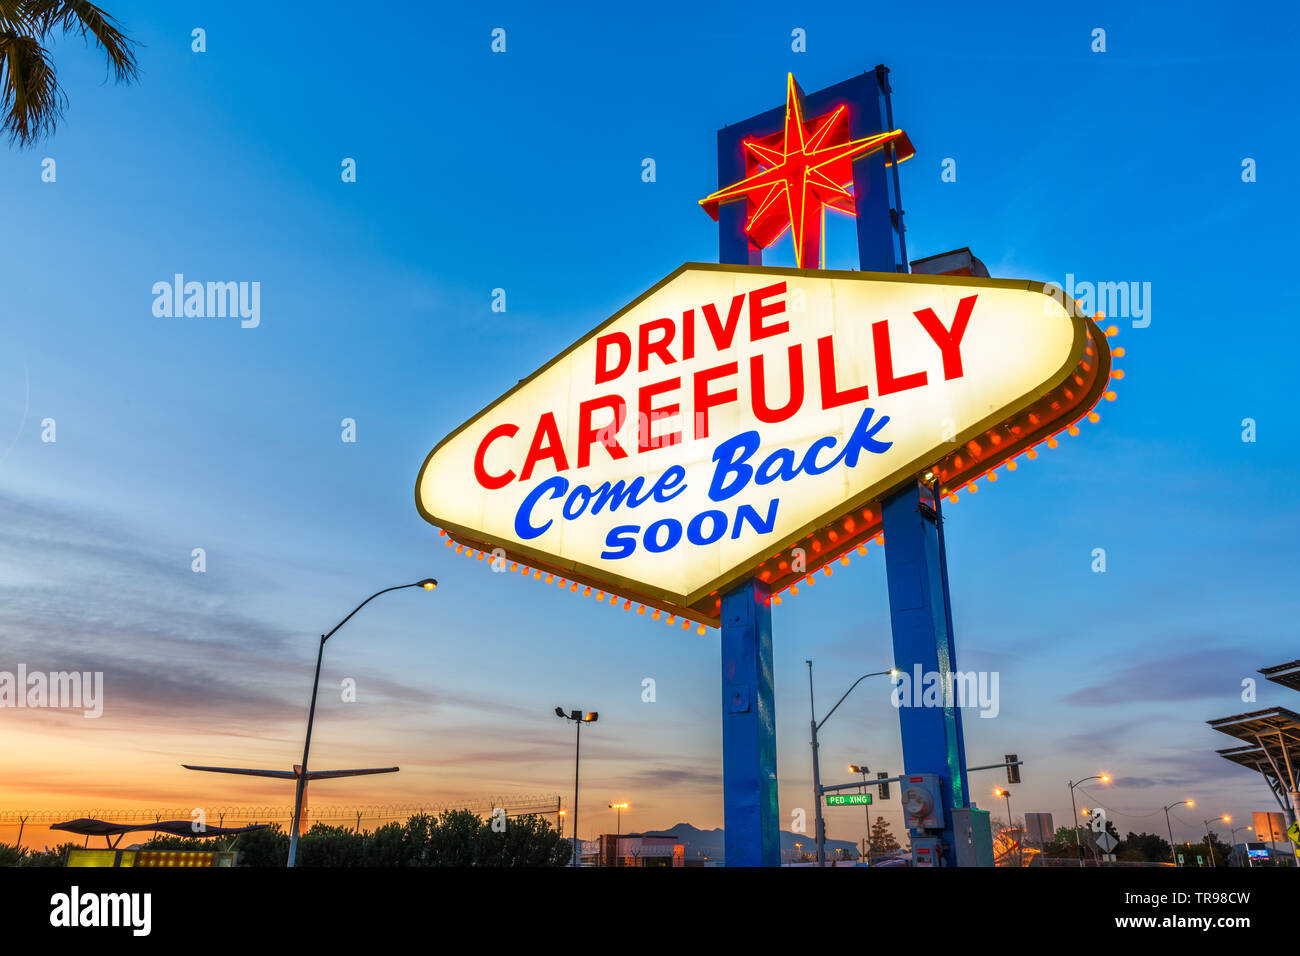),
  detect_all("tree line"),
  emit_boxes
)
[1,810,571,867]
